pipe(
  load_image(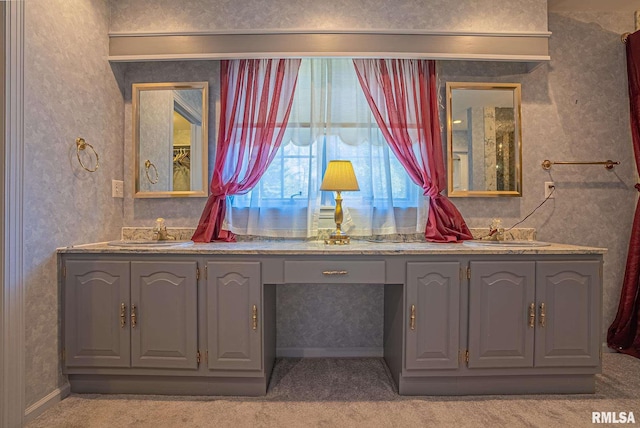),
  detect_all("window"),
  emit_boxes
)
[224,59,426,237]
